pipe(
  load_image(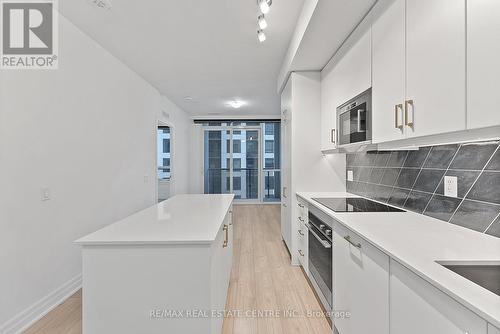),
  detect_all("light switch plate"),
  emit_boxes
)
[444,176,458,198]
[347,170,354,182]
